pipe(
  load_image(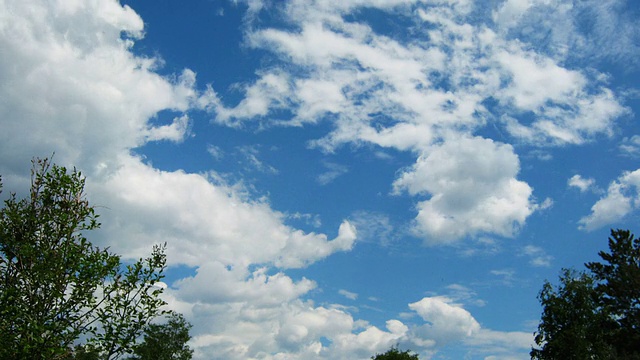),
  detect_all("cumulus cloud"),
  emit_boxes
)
[204,71,293,126]
[0,0,620,358]
[406,296,532,356]
[89,157,357,268]
[0,0,197,178]
[197,0,627,245]
[144,114,192,143]
[185,298,410,360]
[393,136,536,243]
[0,1,364,358]
[579,169,640,231]
[174,263,316,305]
[568,174,597,193]
[409,296,480,346]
